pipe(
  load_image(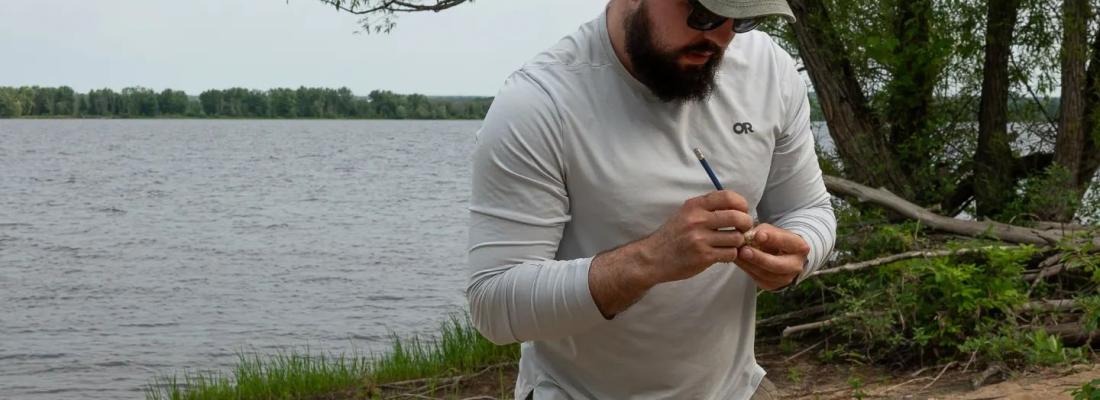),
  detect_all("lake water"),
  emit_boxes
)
[0,120,481,399]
